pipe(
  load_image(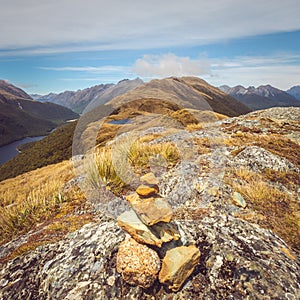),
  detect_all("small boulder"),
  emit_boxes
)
[140,172,159,185]
[136,184,159,197]
[232,192,247,208]
[117,238,161,289]
[158,245,200,292]
[131,197,173,226]
[117,210,179,247]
